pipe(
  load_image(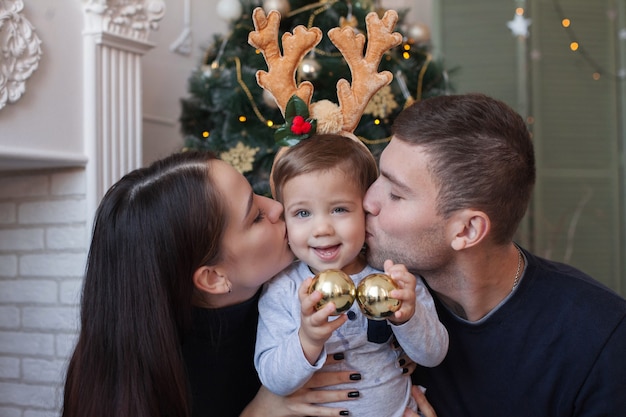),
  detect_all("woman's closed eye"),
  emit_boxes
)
[253,208,266,223]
